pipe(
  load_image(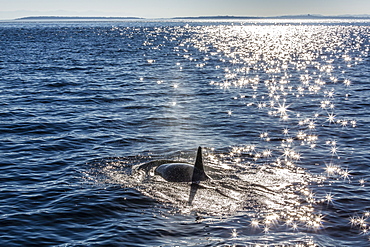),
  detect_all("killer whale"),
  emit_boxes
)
[154,146,209,182]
